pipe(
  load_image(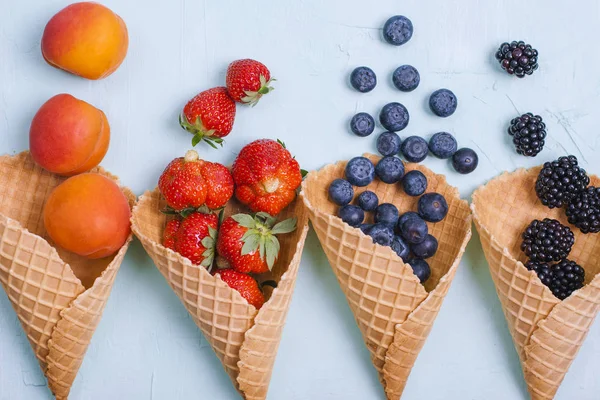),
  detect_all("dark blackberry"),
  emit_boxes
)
[495,41,539,78]
[525,261,552,287]
[566,186,600,234]
[521,219,574,263]
[548,260,585,300]
[535,155,589,209]
[507,113,546,157]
